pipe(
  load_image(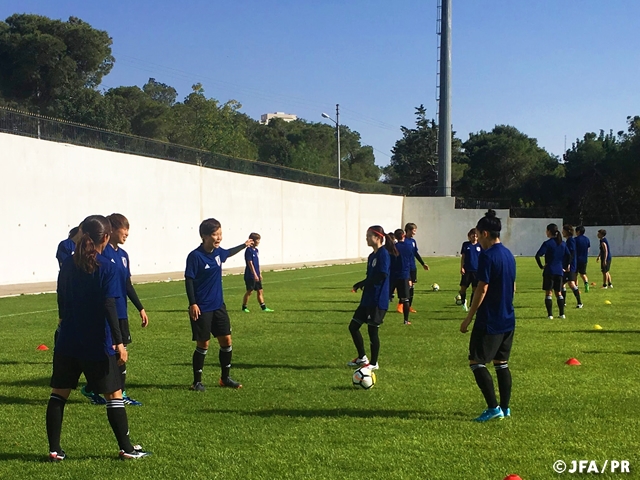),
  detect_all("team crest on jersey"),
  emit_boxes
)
[372,258,378,267]
[476,246,481,252]
[215,256,221,266]
[122,257,128,268]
